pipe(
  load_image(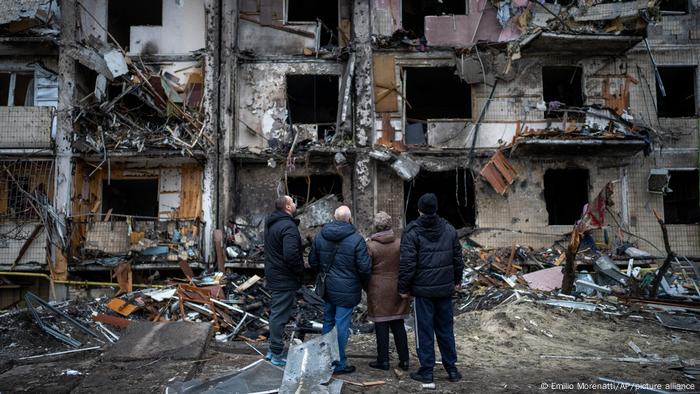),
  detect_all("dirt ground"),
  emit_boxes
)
[1,300,698,393]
